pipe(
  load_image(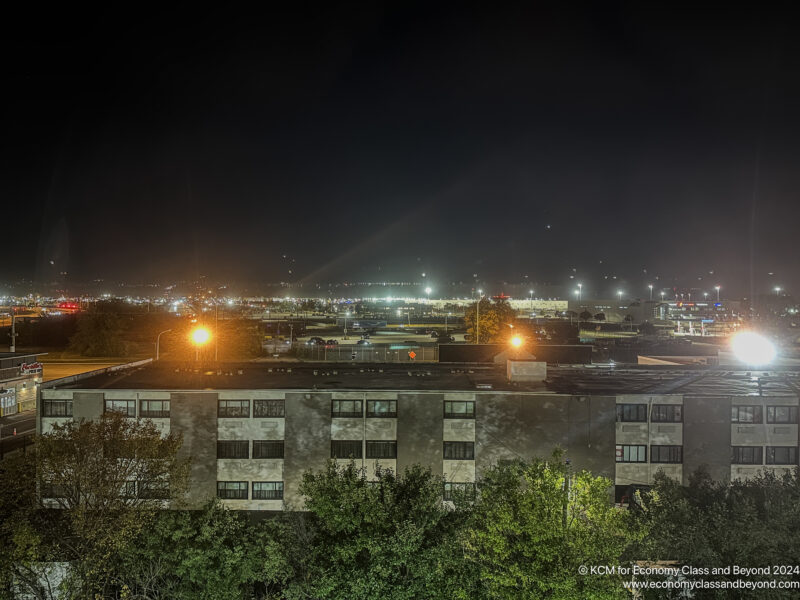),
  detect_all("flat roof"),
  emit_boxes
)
[45,361,800,397]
